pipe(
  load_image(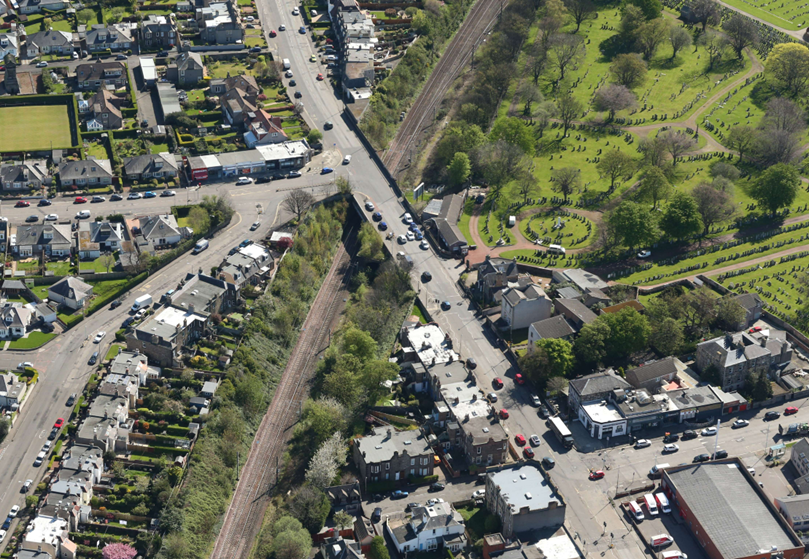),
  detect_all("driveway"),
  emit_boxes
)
[364,475,479,521]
